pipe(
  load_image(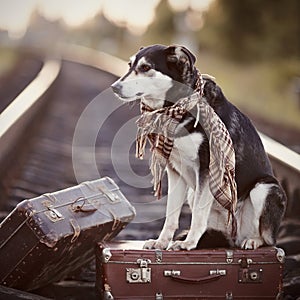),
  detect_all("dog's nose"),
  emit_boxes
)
[111,82,122,94]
